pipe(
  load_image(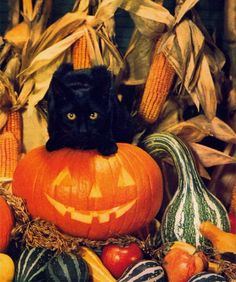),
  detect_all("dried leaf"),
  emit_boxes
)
[208,144,236,207]
[17,79,34,108]
[166,120,208,143]
[189,142,236,167]
[0,71,17,111]
[130,12,166,38]
[7,0,20,27]
[0,112,8,130]
[4,22,30,49]
[23,11,86,62]
[30,0,53,43]
[97,28,123,75]
[195,160,211,180]
[161,19,217,120]
[154,98,181,132]
[19,28,85,80]
[22,0,33,20]
[194,55,217,120]
[210,117,236,144]
[72,0,90,13]
[121,0,174,27]
[124,29,154,85]
[26,53,65,114]
[4,55,21,82]
[22,106,48,152]
[175,0,199,24]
